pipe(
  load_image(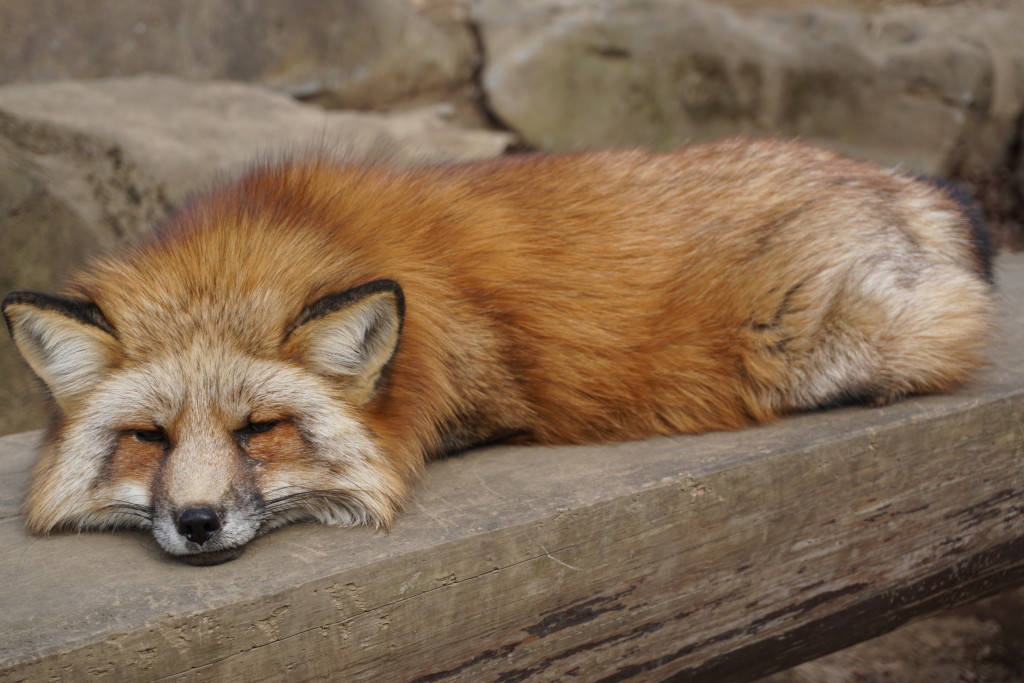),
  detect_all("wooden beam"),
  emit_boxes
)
[2,253,1023,682]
